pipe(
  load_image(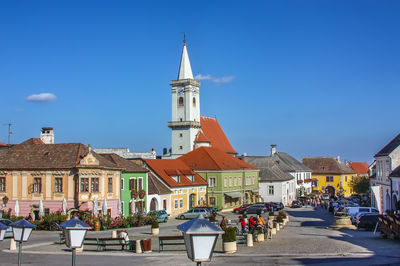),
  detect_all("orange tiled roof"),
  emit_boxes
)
[144,159,207,188]
[195,129,211,143]
[0,142,7,147]
[179,146,258,171]
[195,116,237,155]
[349,162,369,174]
